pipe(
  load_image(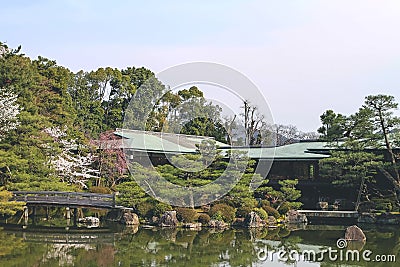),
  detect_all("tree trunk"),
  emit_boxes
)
[378,109,400,182]
[378,167,400,206]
